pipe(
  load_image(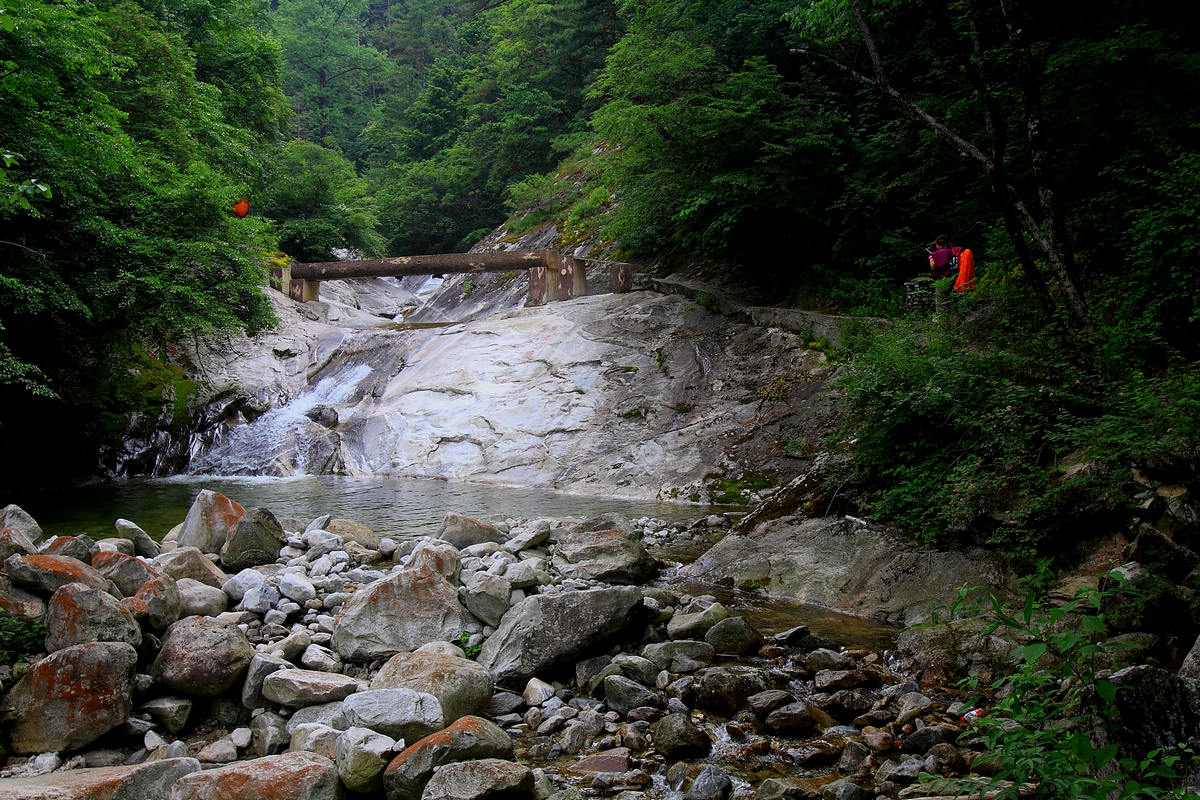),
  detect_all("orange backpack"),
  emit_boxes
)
[954,248,976,292]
